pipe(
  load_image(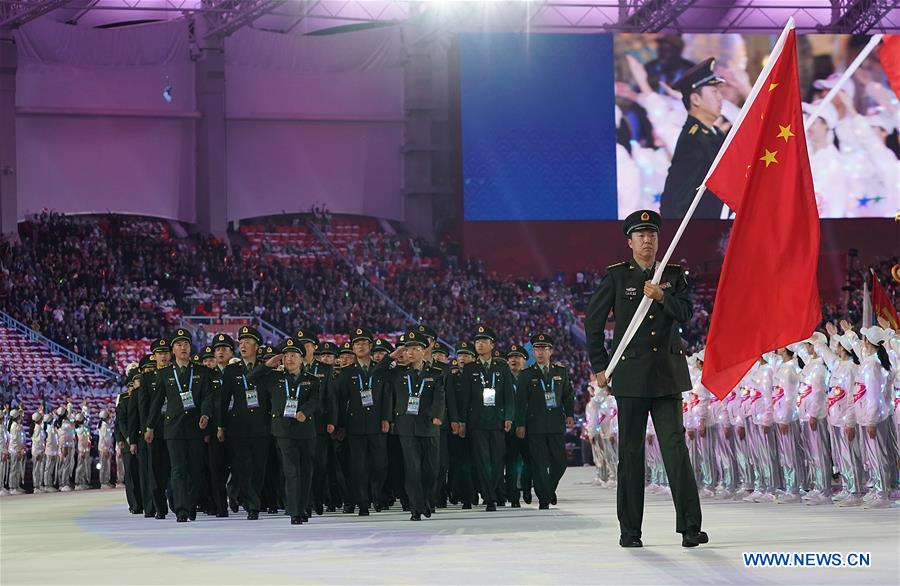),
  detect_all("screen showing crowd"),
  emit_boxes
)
[459,32,898,221]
